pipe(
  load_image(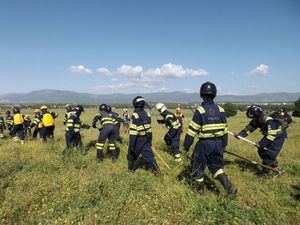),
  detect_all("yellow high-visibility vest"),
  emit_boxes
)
[43,113,55,127]
[14,113,24,125]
